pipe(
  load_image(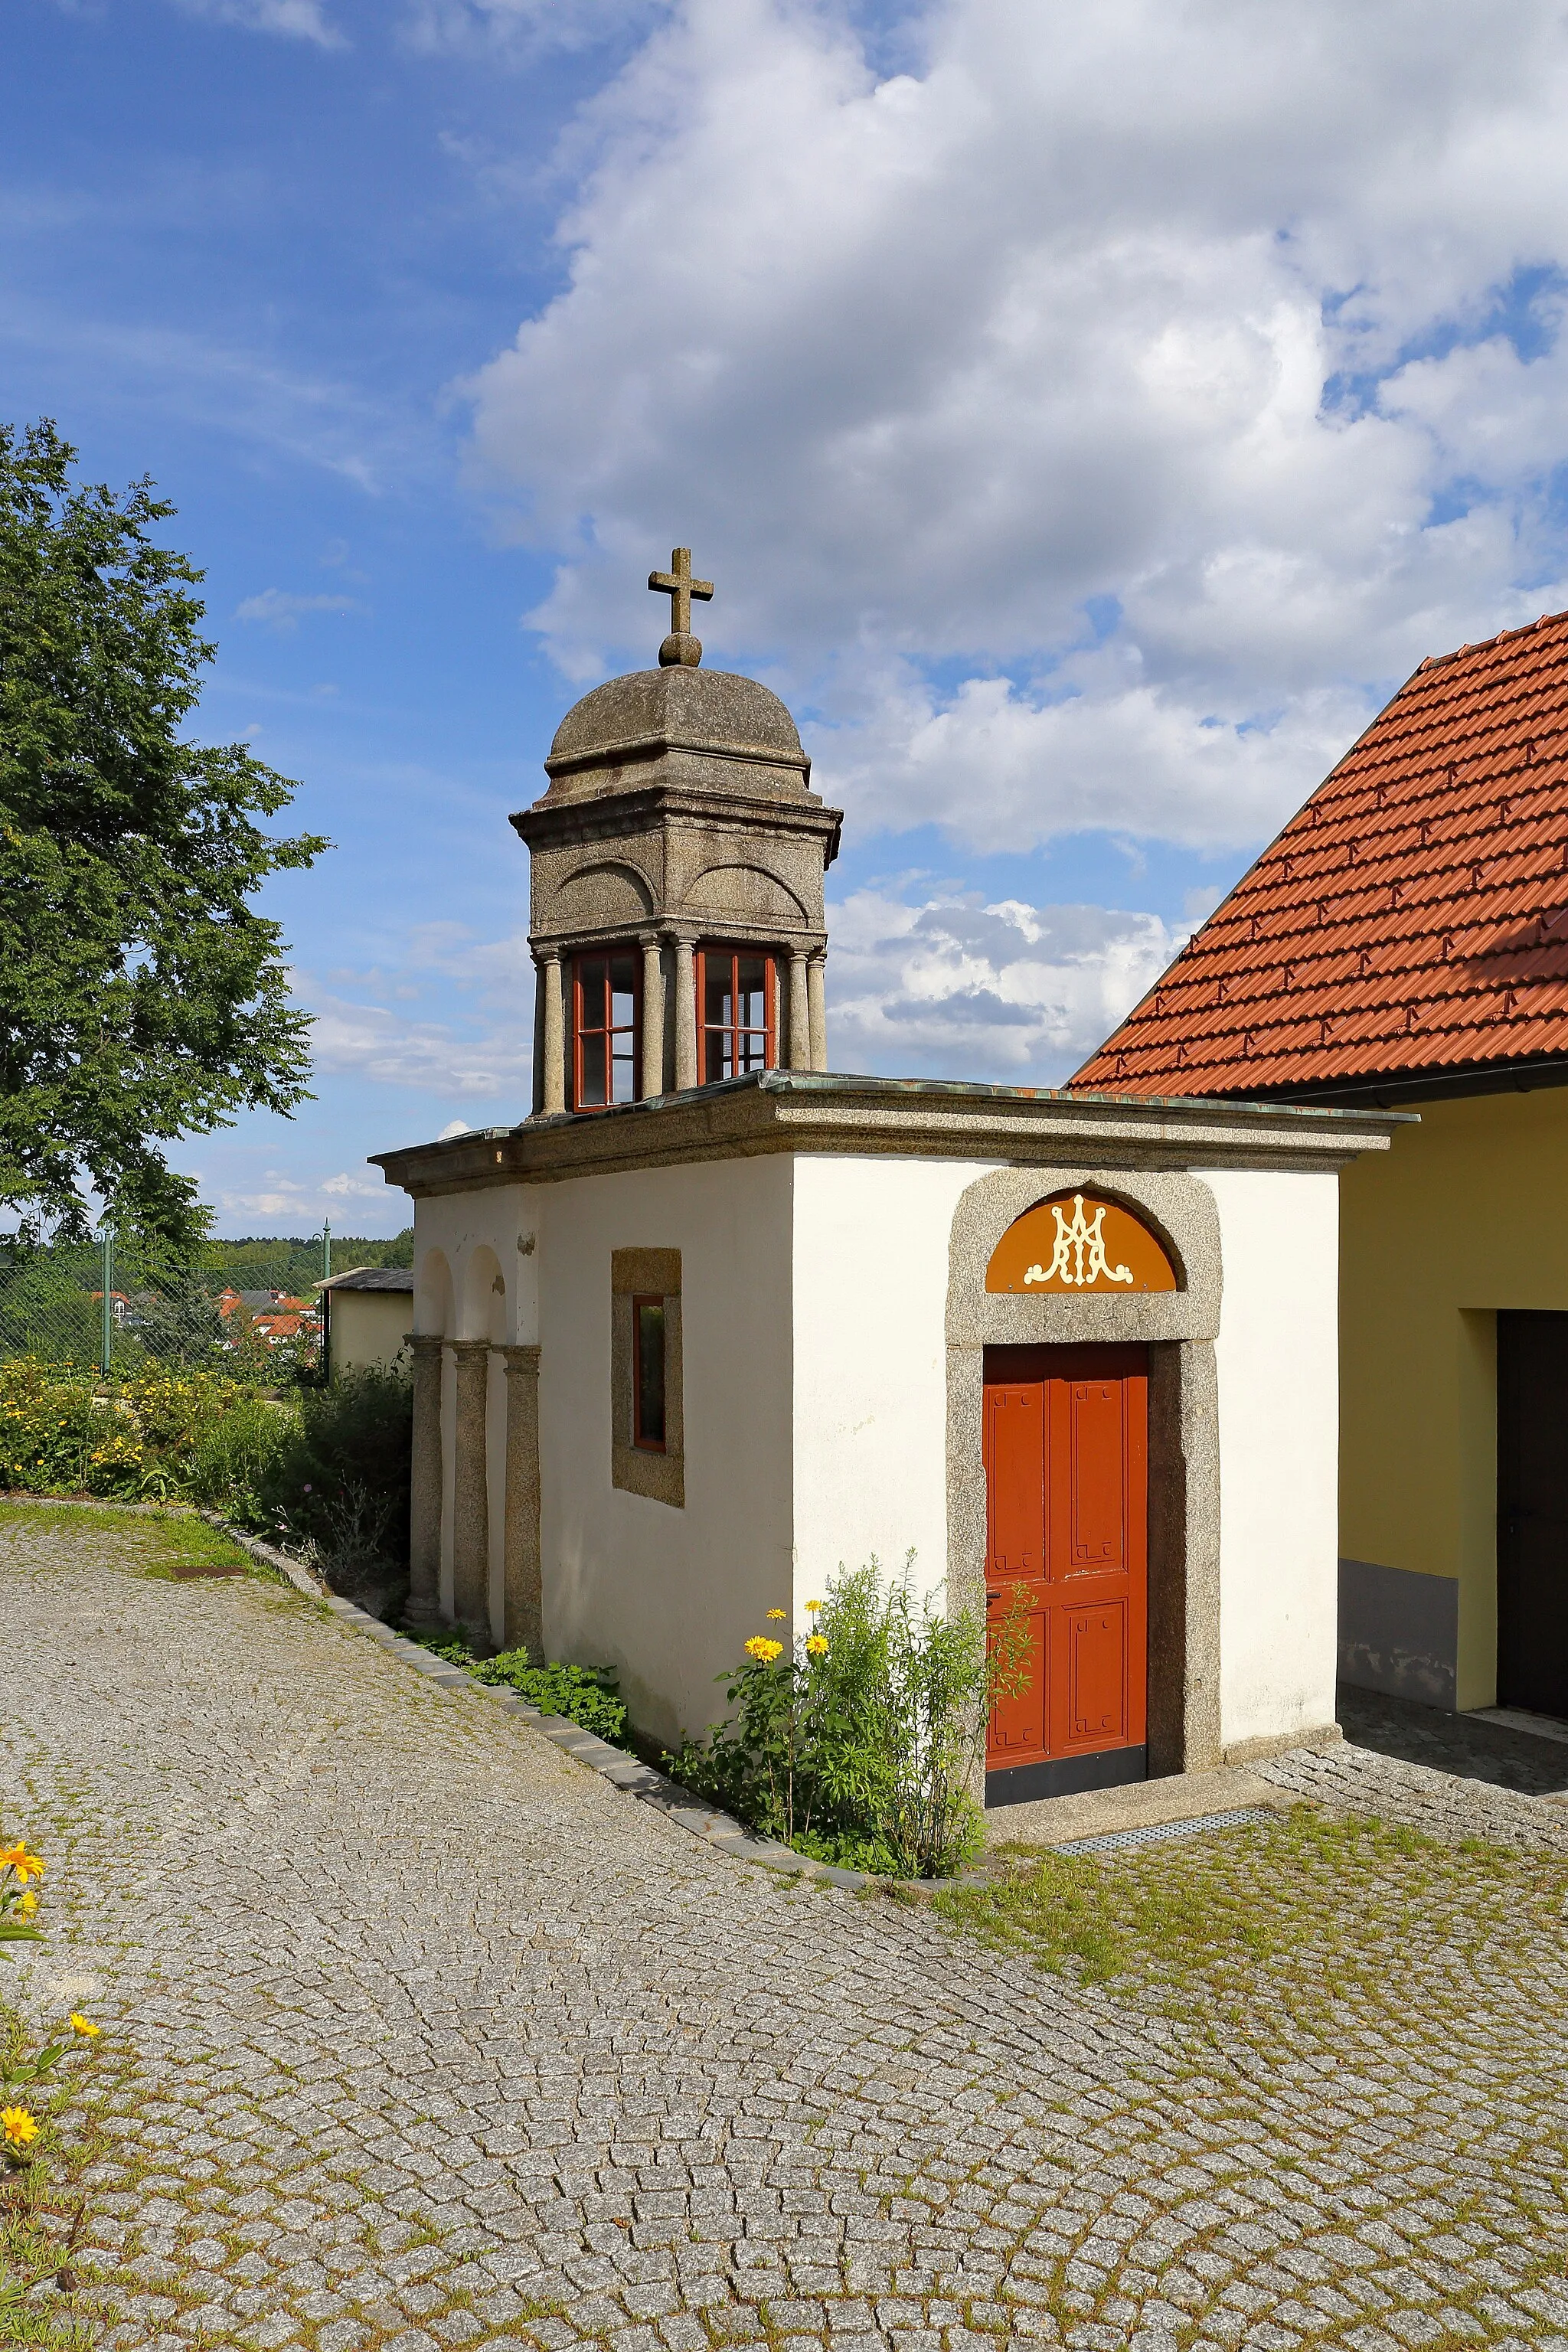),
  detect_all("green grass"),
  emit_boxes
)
[0,1501,259,1580]
[936,1805,1555,2002]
